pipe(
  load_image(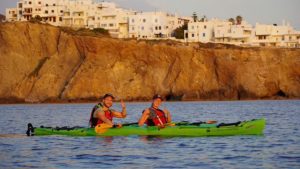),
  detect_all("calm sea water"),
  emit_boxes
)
[0,100,300,169]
